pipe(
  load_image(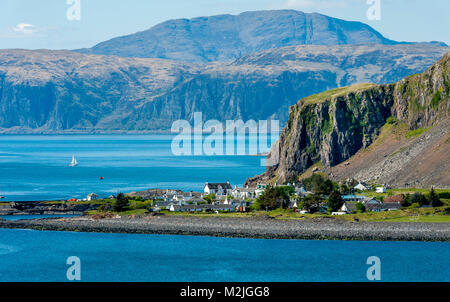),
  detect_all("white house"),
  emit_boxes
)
[232,186,255,199]
[354,182,370,191]
[87,193,99,201]
[204,181,233,196]
[376,186,387,193]
[254,183,268,197]
[340,201,357,214]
